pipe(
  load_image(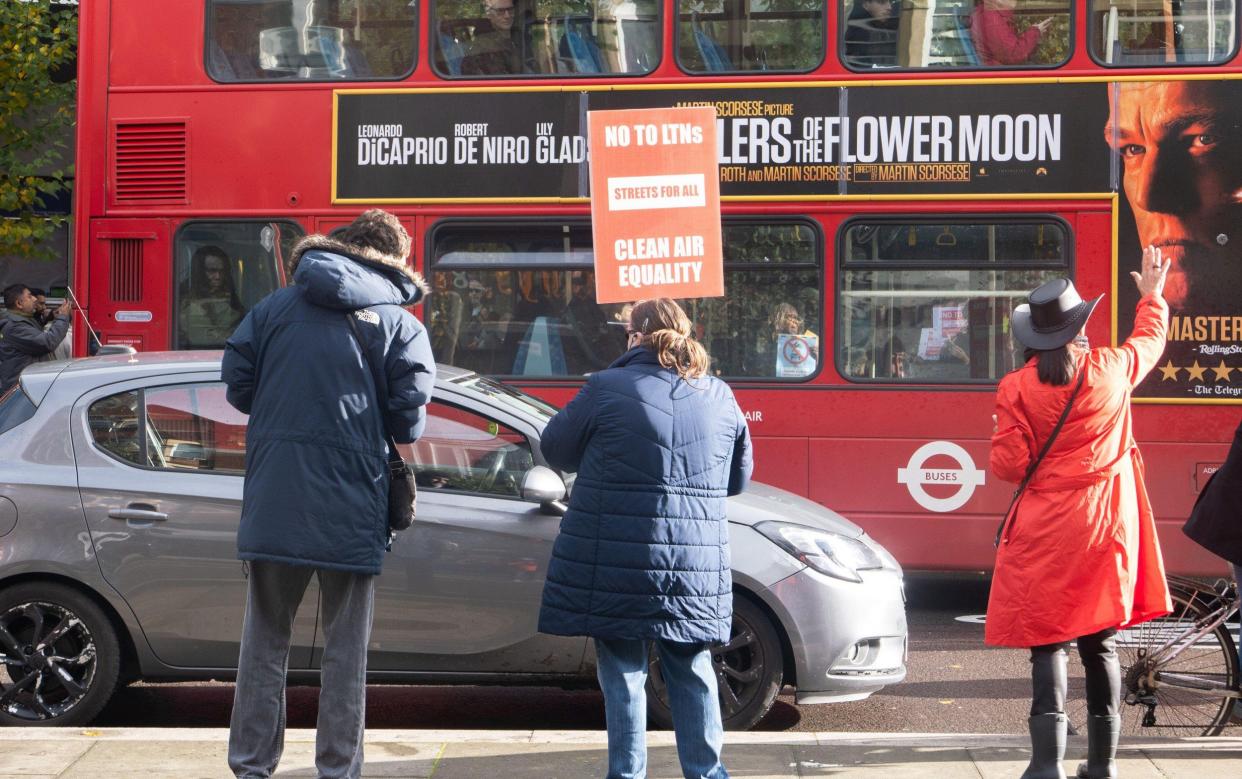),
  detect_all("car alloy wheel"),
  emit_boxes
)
[0,583,120,725]
[646,595,785,731]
